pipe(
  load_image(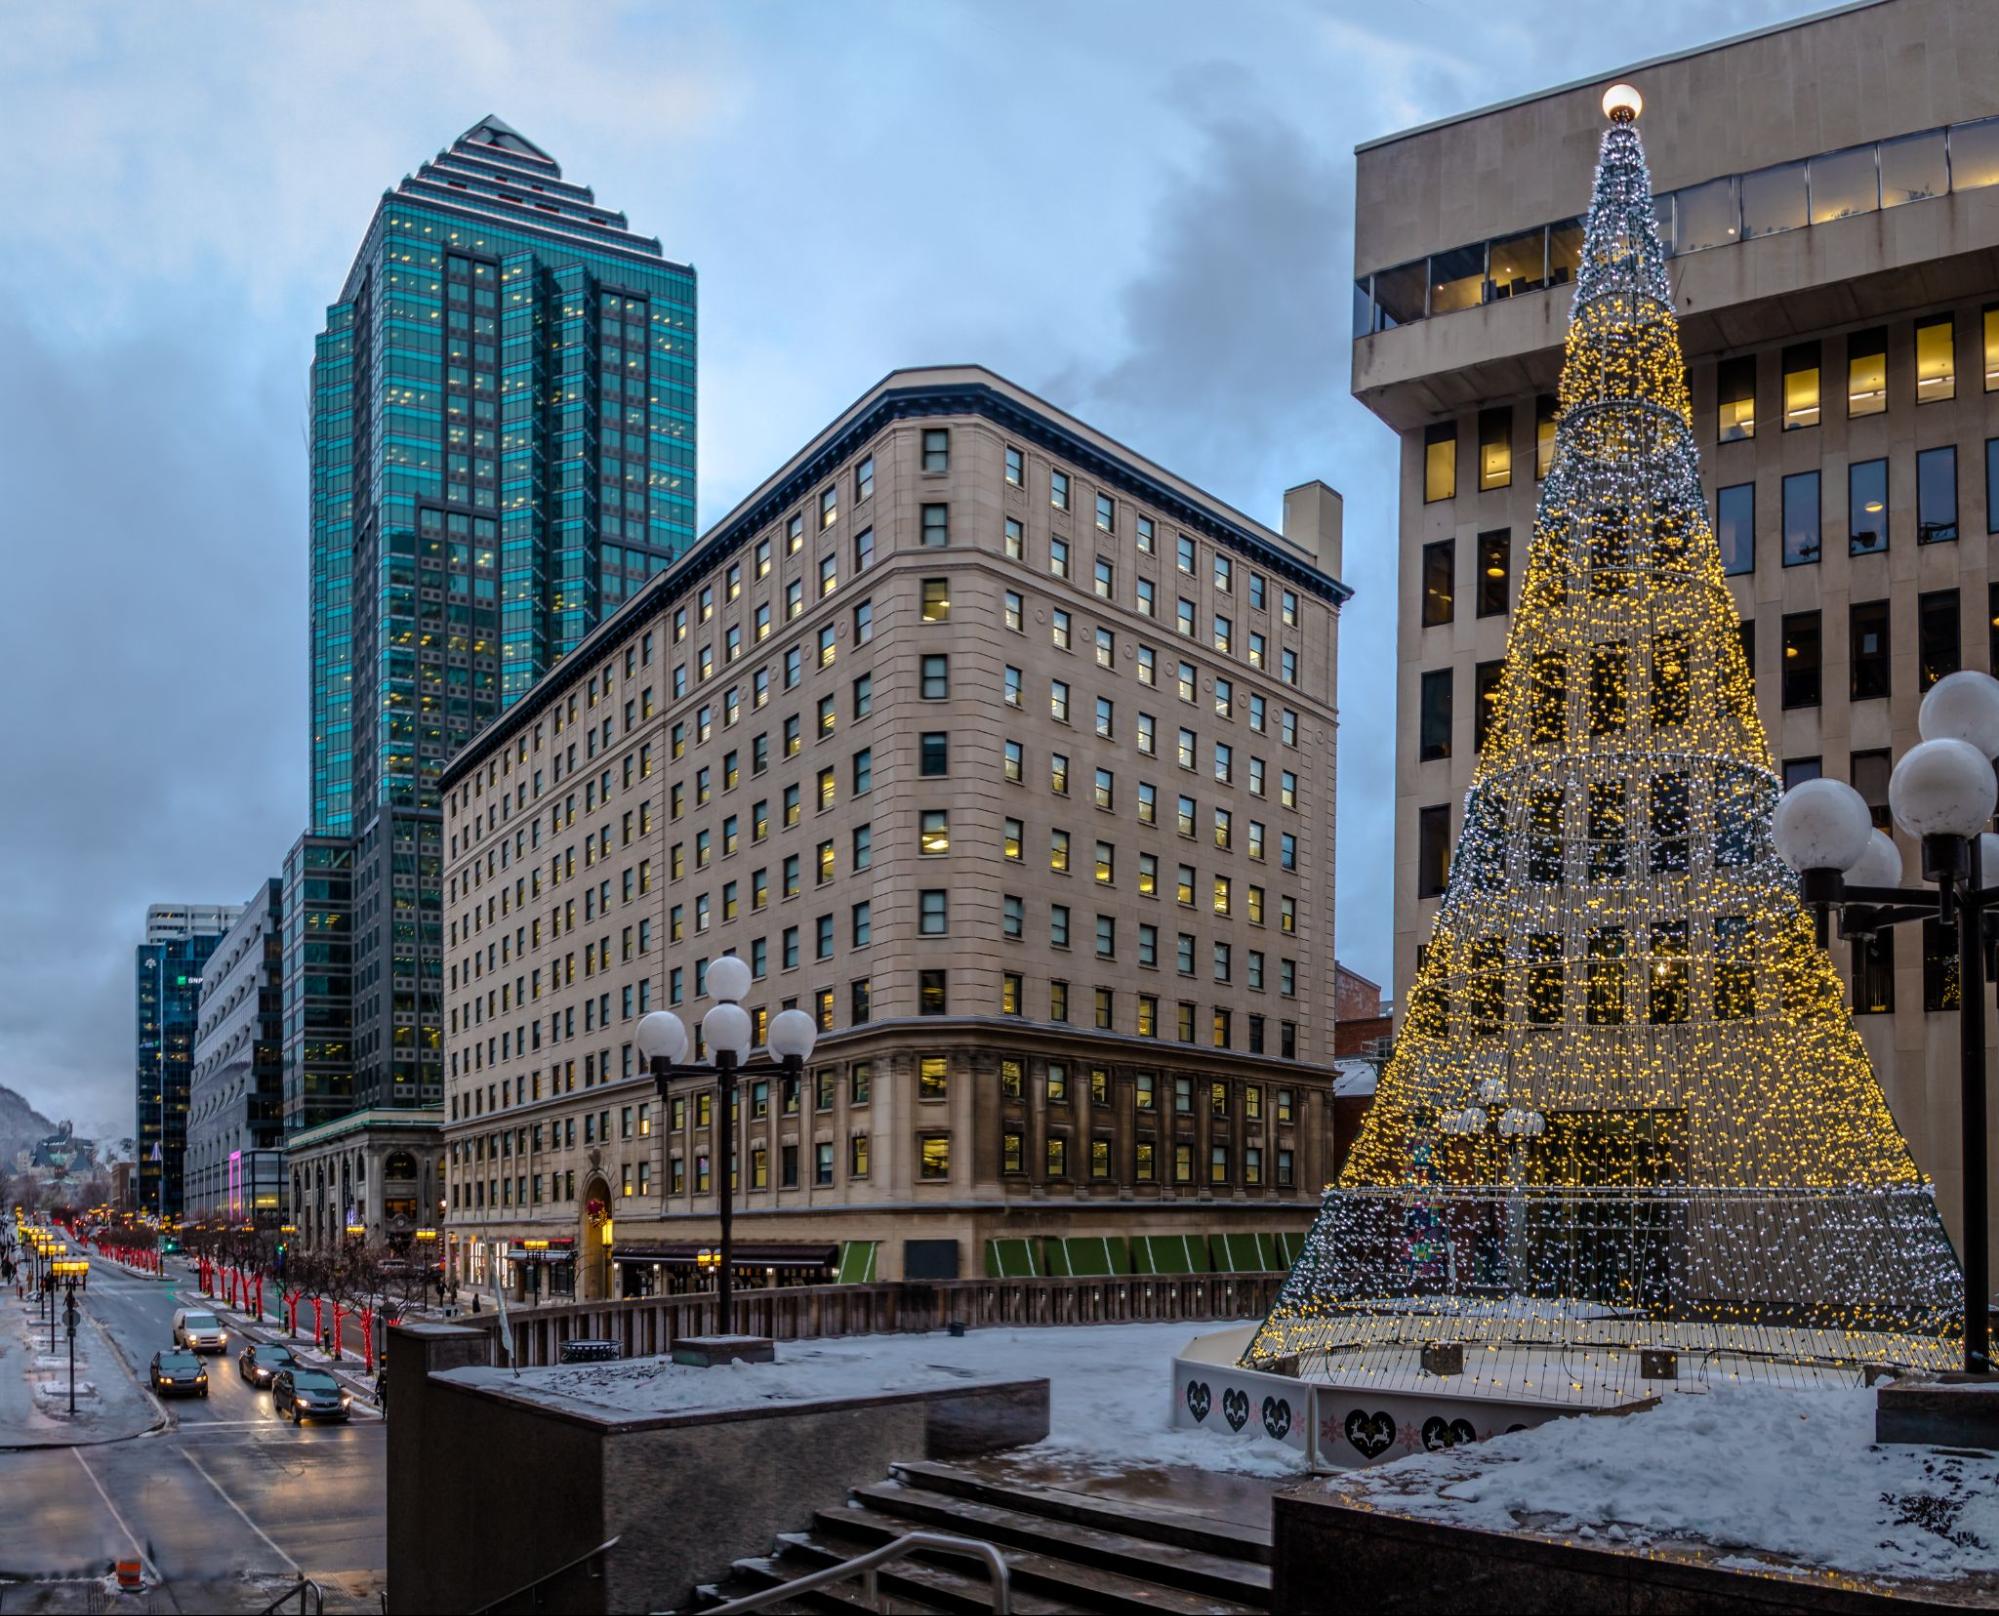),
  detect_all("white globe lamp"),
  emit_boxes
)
[702,1000,753,1064]
[766,1008,818,1066]
[1843,829,1903,892]
[706,954,752,1005]
[1889,738,1996,841]
[635,1010,688,1066]
[1601,83,1643,124]
[1919,670,1999,759]
[1772,777,1874,875]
